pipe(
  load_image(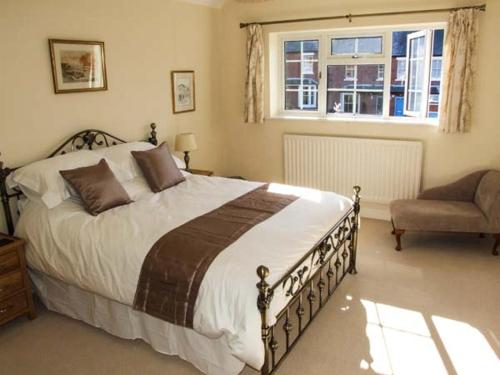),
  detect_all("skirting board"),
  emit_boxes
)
[360,201,391,221]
